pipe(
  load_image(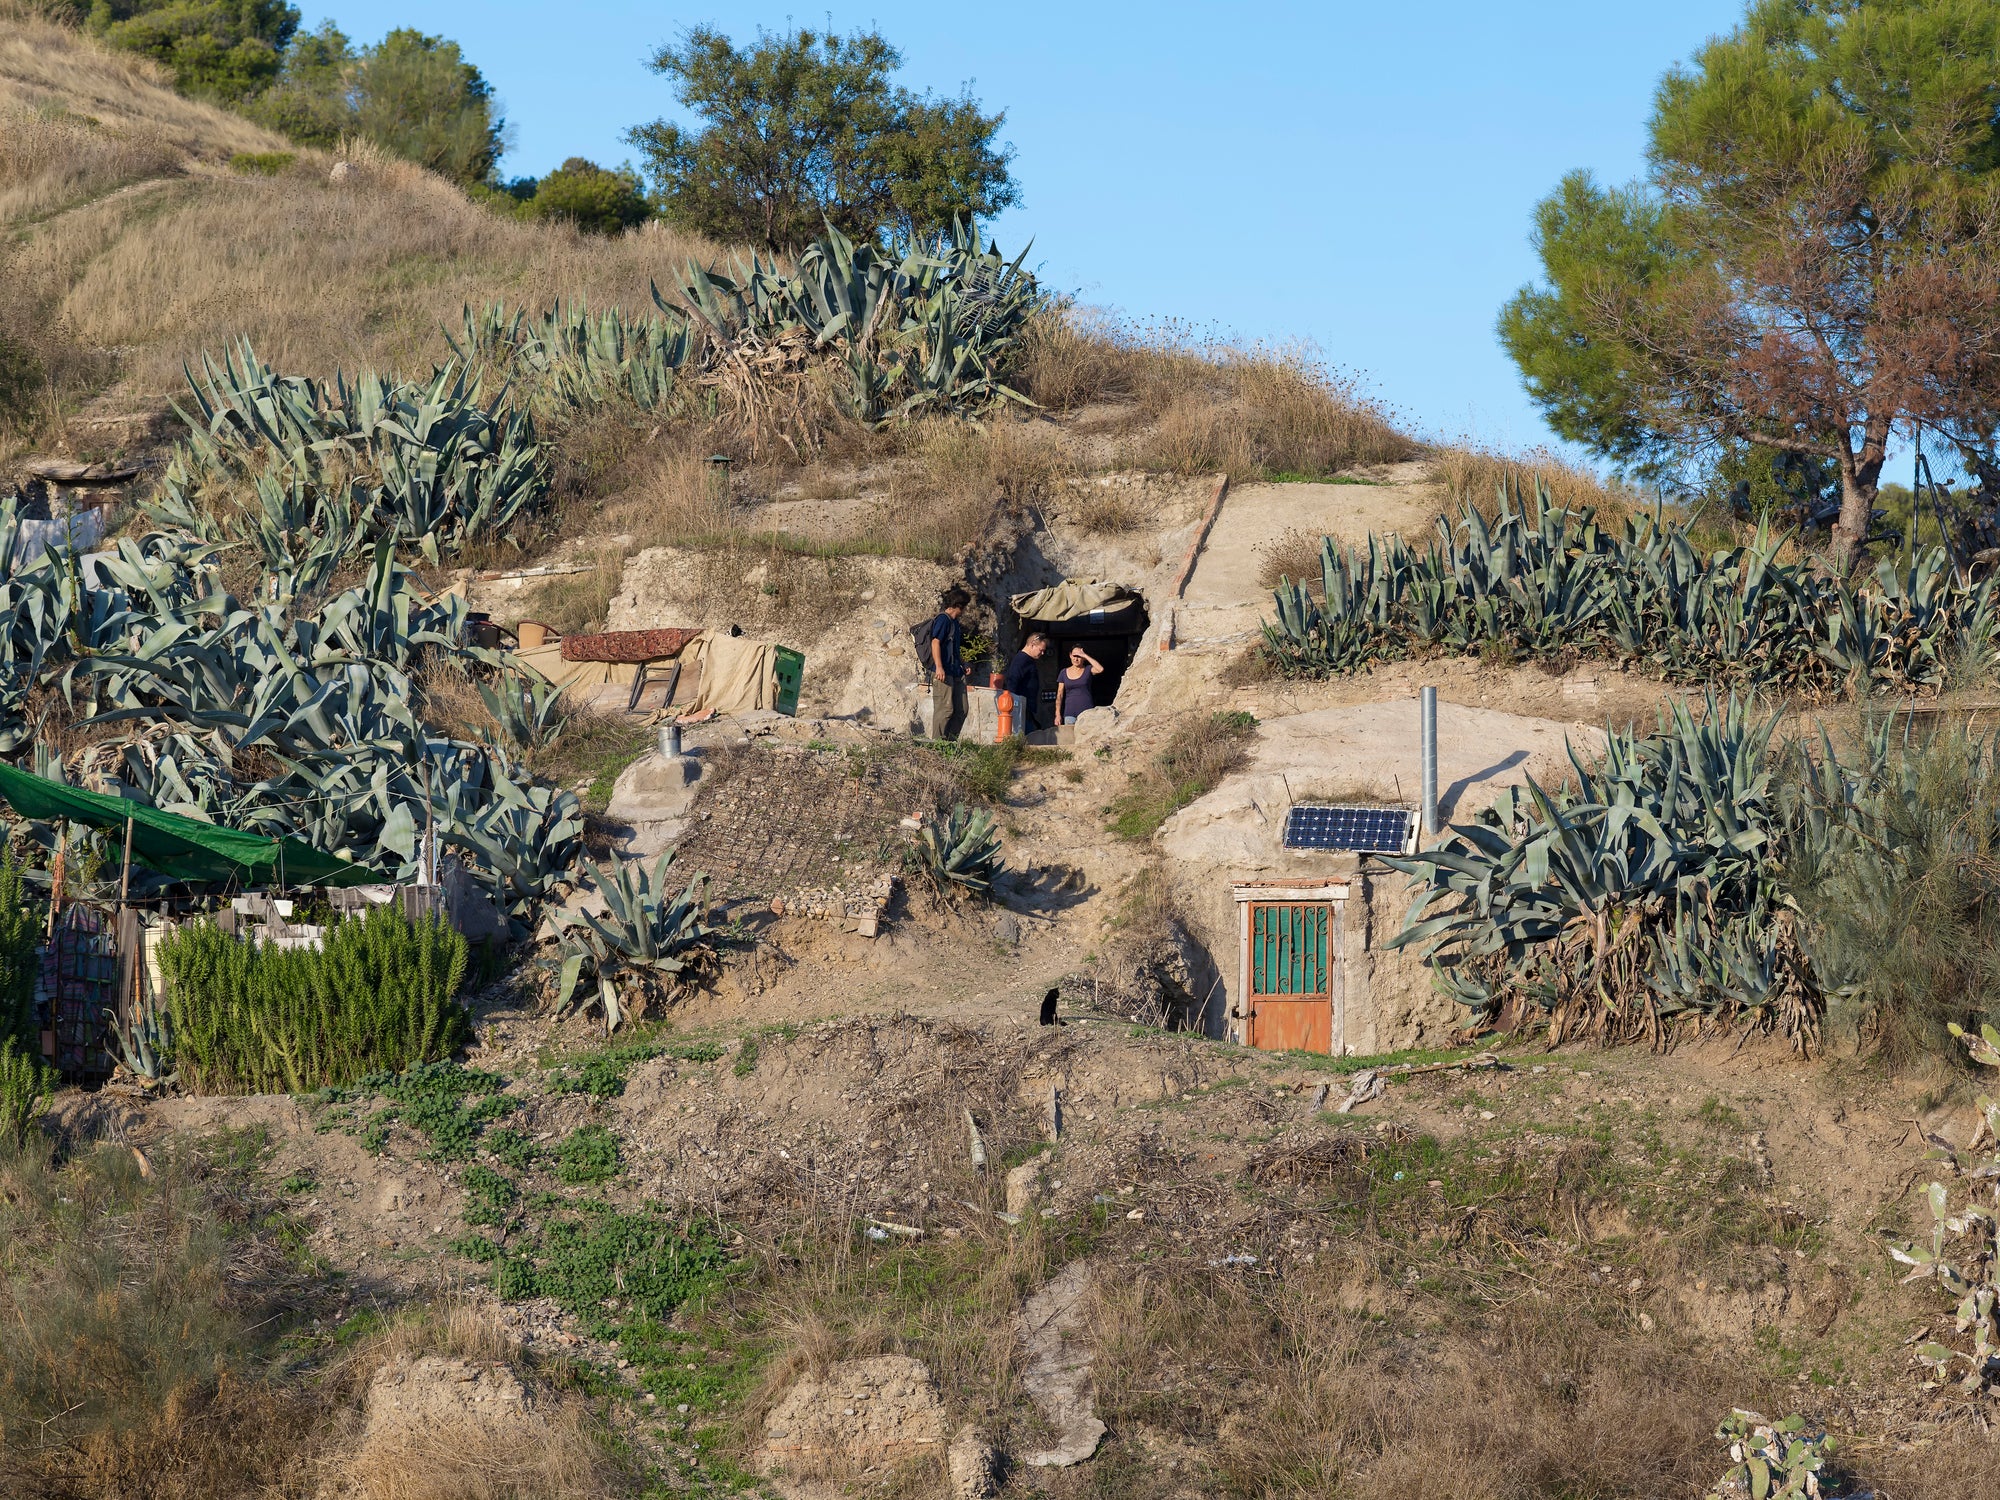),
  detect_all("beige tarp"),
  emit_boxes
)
[1010,578,1133,621]
[514,643,640,692]
[516,633,783,717]
[679,632,781,716]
